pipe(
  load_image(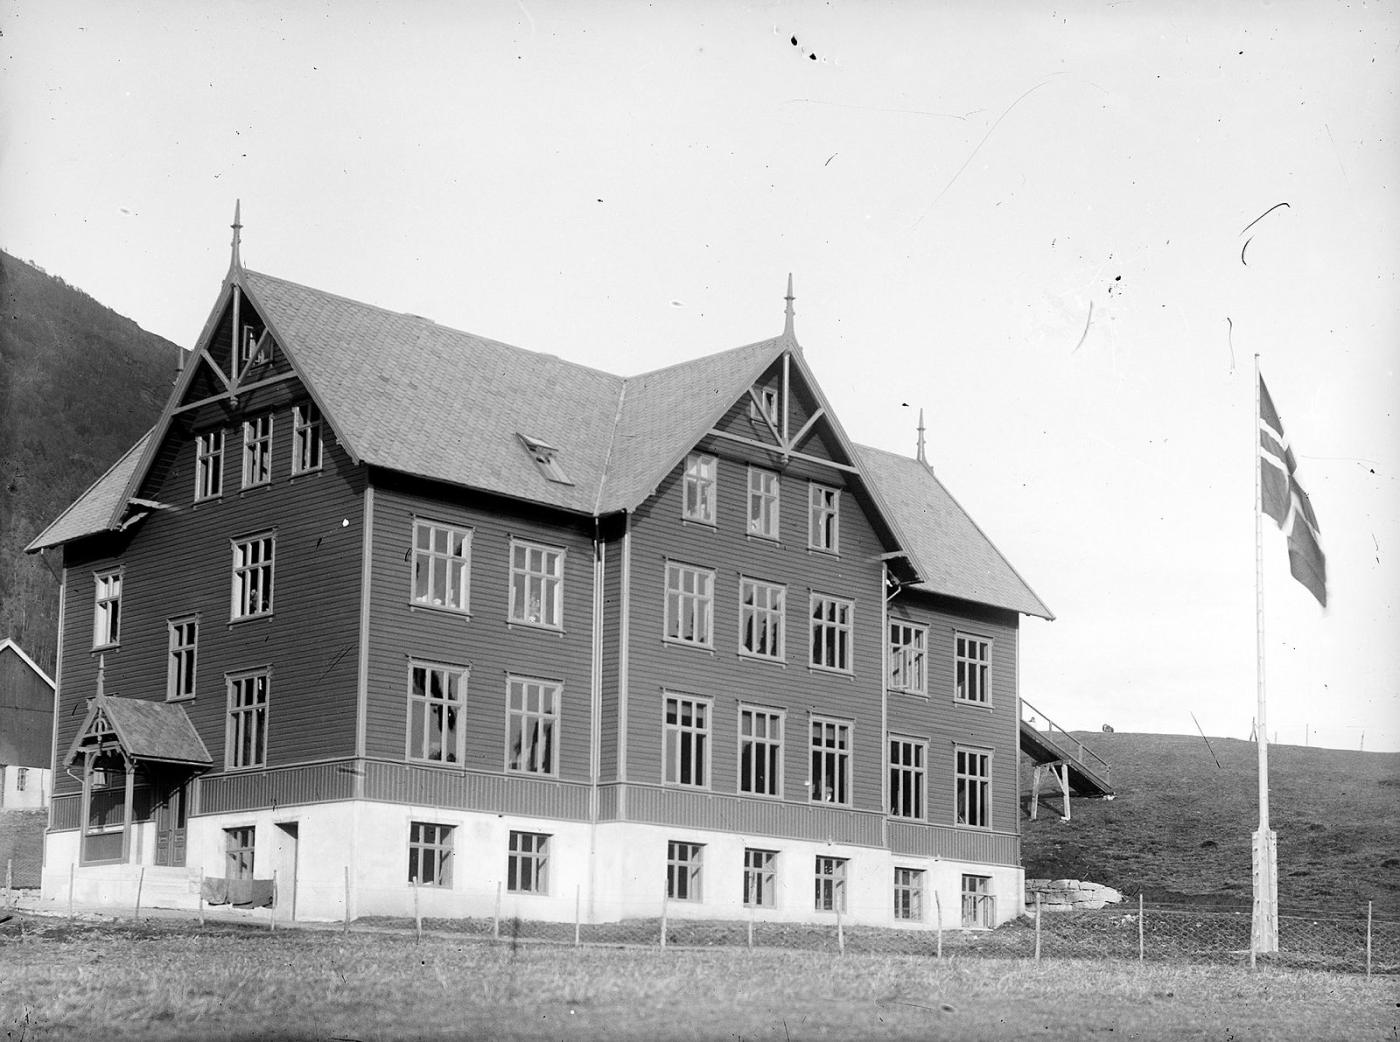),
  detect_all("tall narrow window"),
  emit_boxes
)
[663,562,714,647]
[408,663,467,764]
[167,617,198,700]
[744,848,777,908]
[508,831,550,894]
[810,718,851,805]
[739,578,784,660]
[226,826,255,880]
[814,856,847,912]
[955,634,992,703]
[509,540,564,628]
[746,467,780,539]
[226,670,269,769]
[889,622,927,695]
[409,822,453,887]
[667,840,703,901]
[808,483,840,553]
[956,747,991,827]
[682,453,717,525]
[889,736,926,819]
[663,694,709,788]
[750,386,779,426]
[507,676,558,775]
[894,867,924,921]
[231,534,275,619]
[195,430,224,501]
[961,874,995,928]
[412,520,472,612]
[81,752,128,863]
[241,414,273,488]
[93,570,122,648]
[810,594,853,673]
[292,402,323,475]
[739,706,783,797]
